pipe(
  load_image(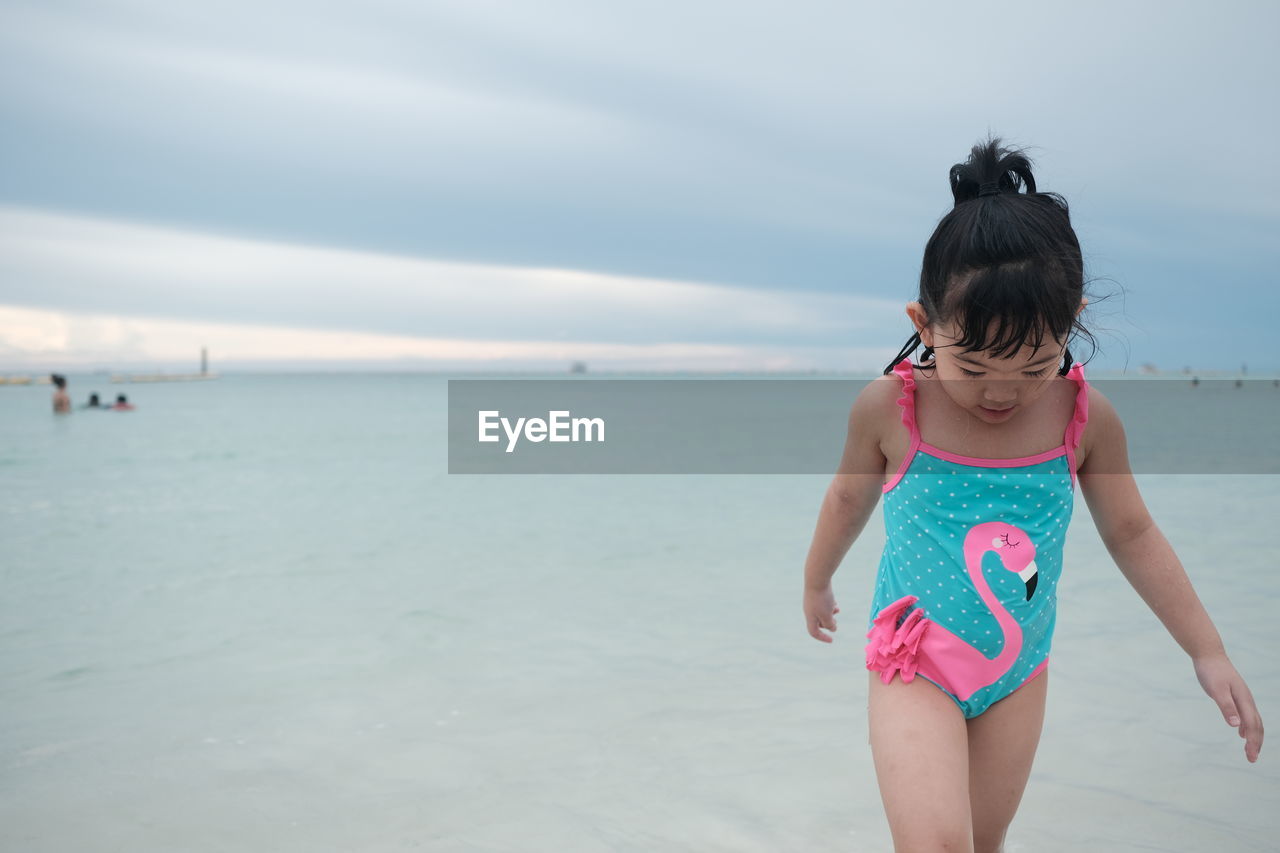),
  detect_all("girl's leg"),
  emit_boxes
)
[868,671,973,852]
[965,669,1048,853]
